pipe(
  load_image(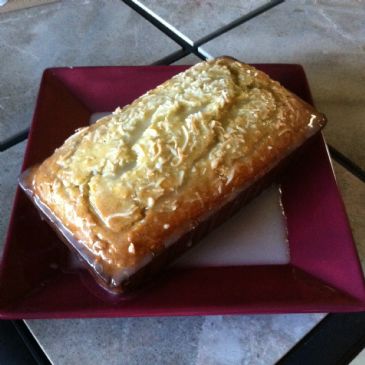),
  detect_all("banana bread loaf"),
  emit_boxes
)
[20,58,326,292]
